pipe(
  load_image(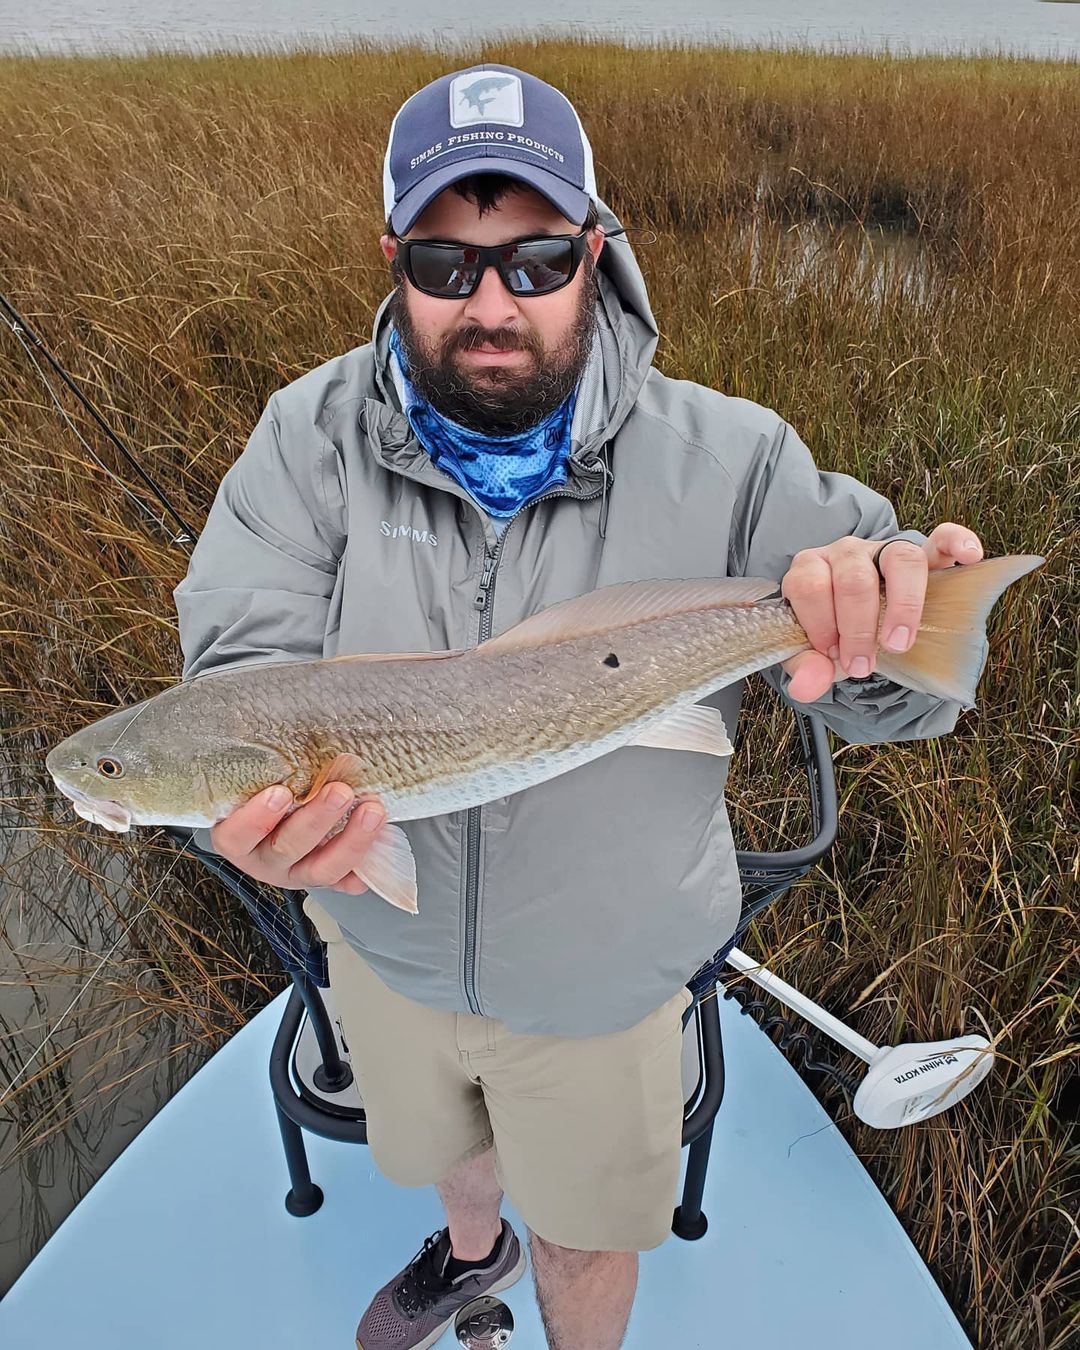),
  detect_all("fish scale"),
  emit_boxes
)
[175,602,804,815]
